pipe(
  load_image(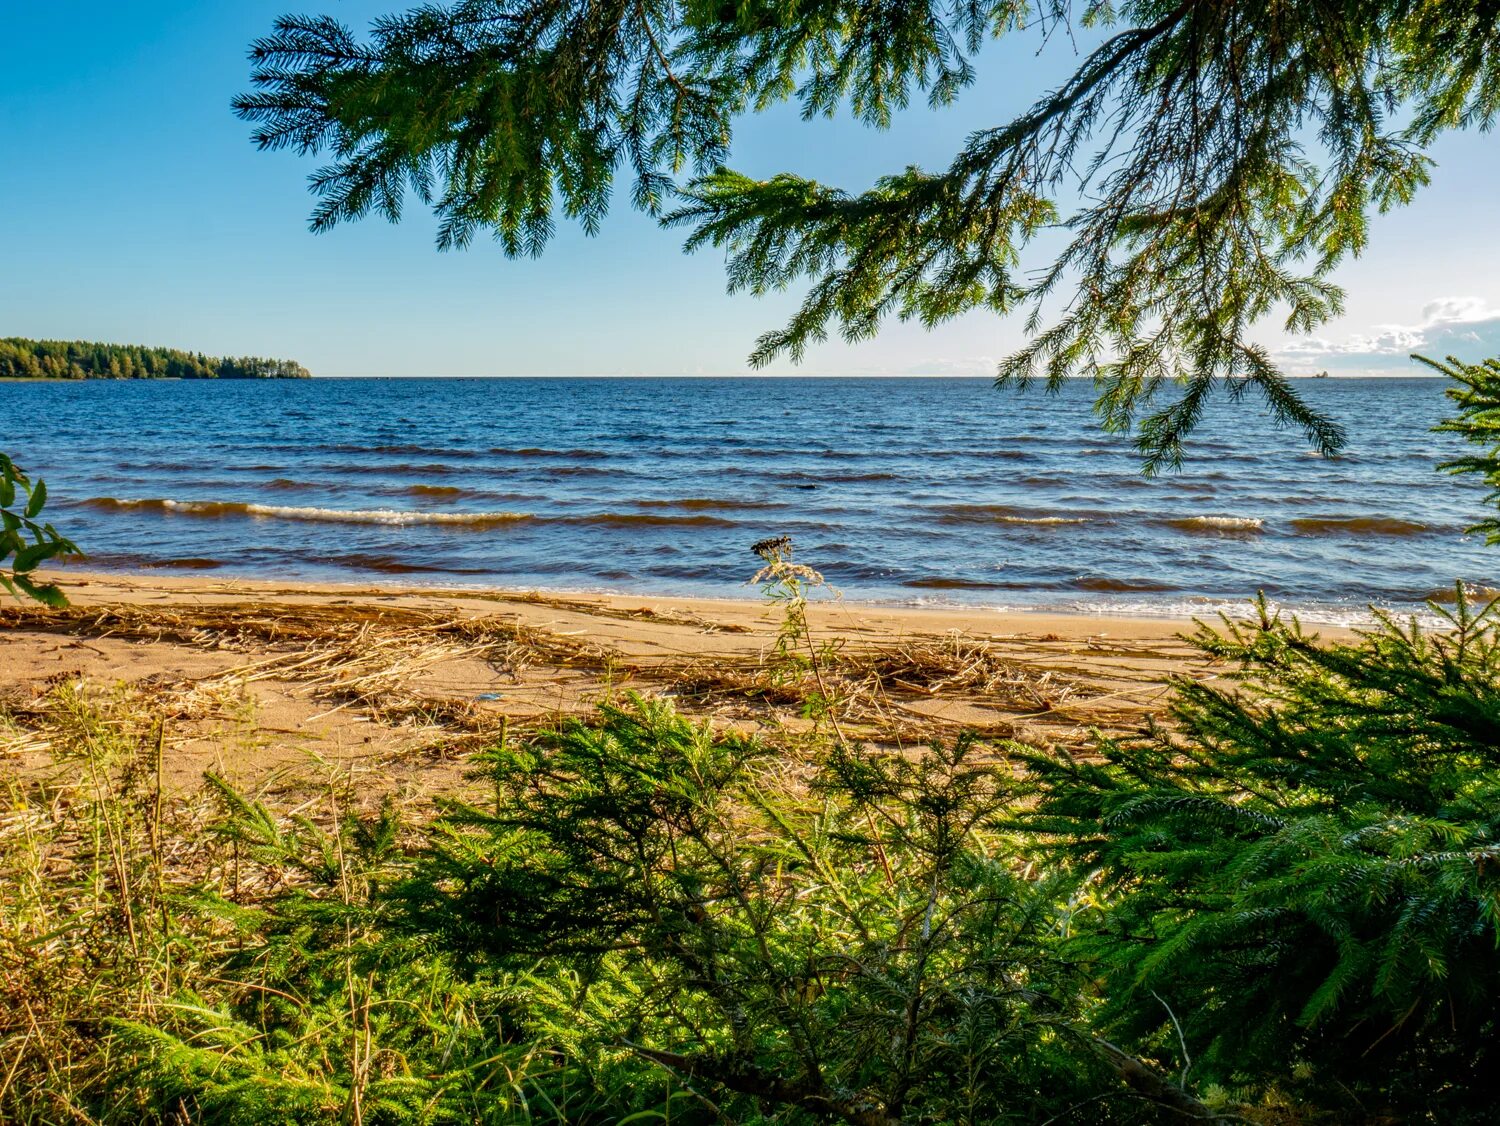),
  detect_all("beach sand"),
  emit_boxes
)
[1,571,1342,805]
